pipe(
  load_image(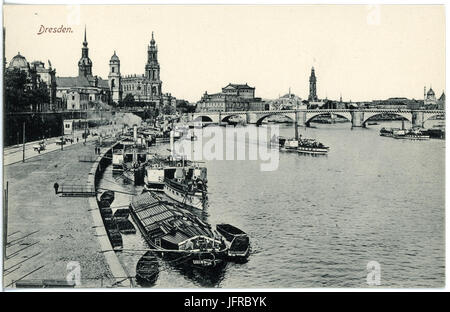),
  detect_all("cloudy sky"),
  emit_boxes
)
[3,5,445,102]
